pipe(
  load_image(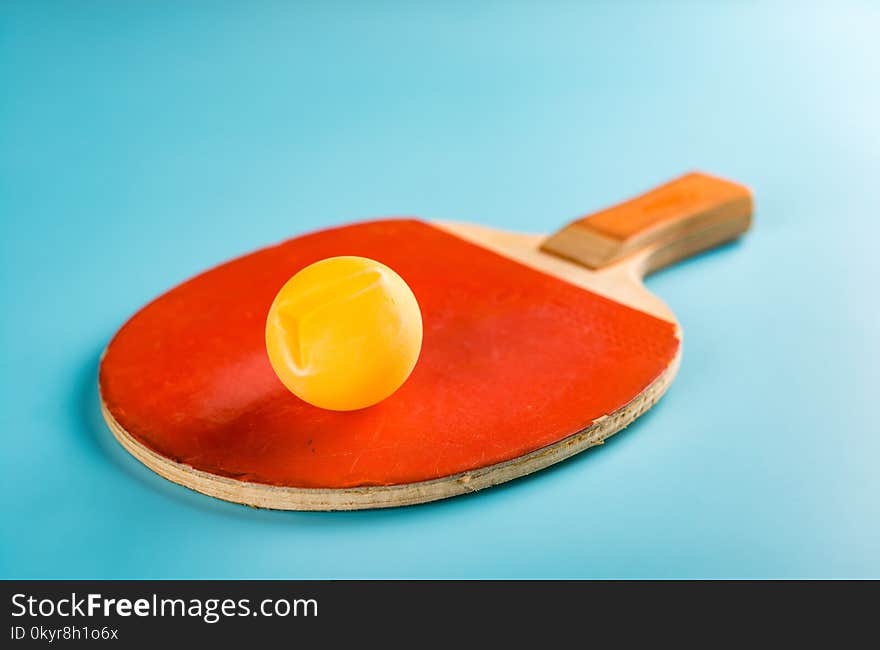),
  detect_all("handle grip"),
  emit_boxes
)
[540,172,753,274]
